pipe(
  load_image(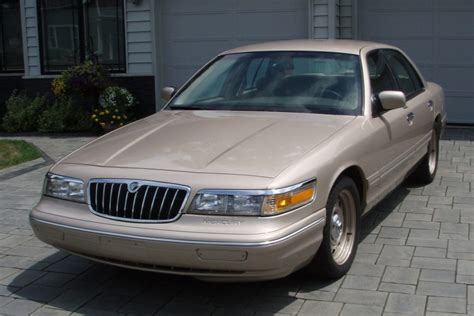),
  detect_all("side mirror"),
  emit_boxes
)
[161,86,176,101]
[378,91,406,111]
